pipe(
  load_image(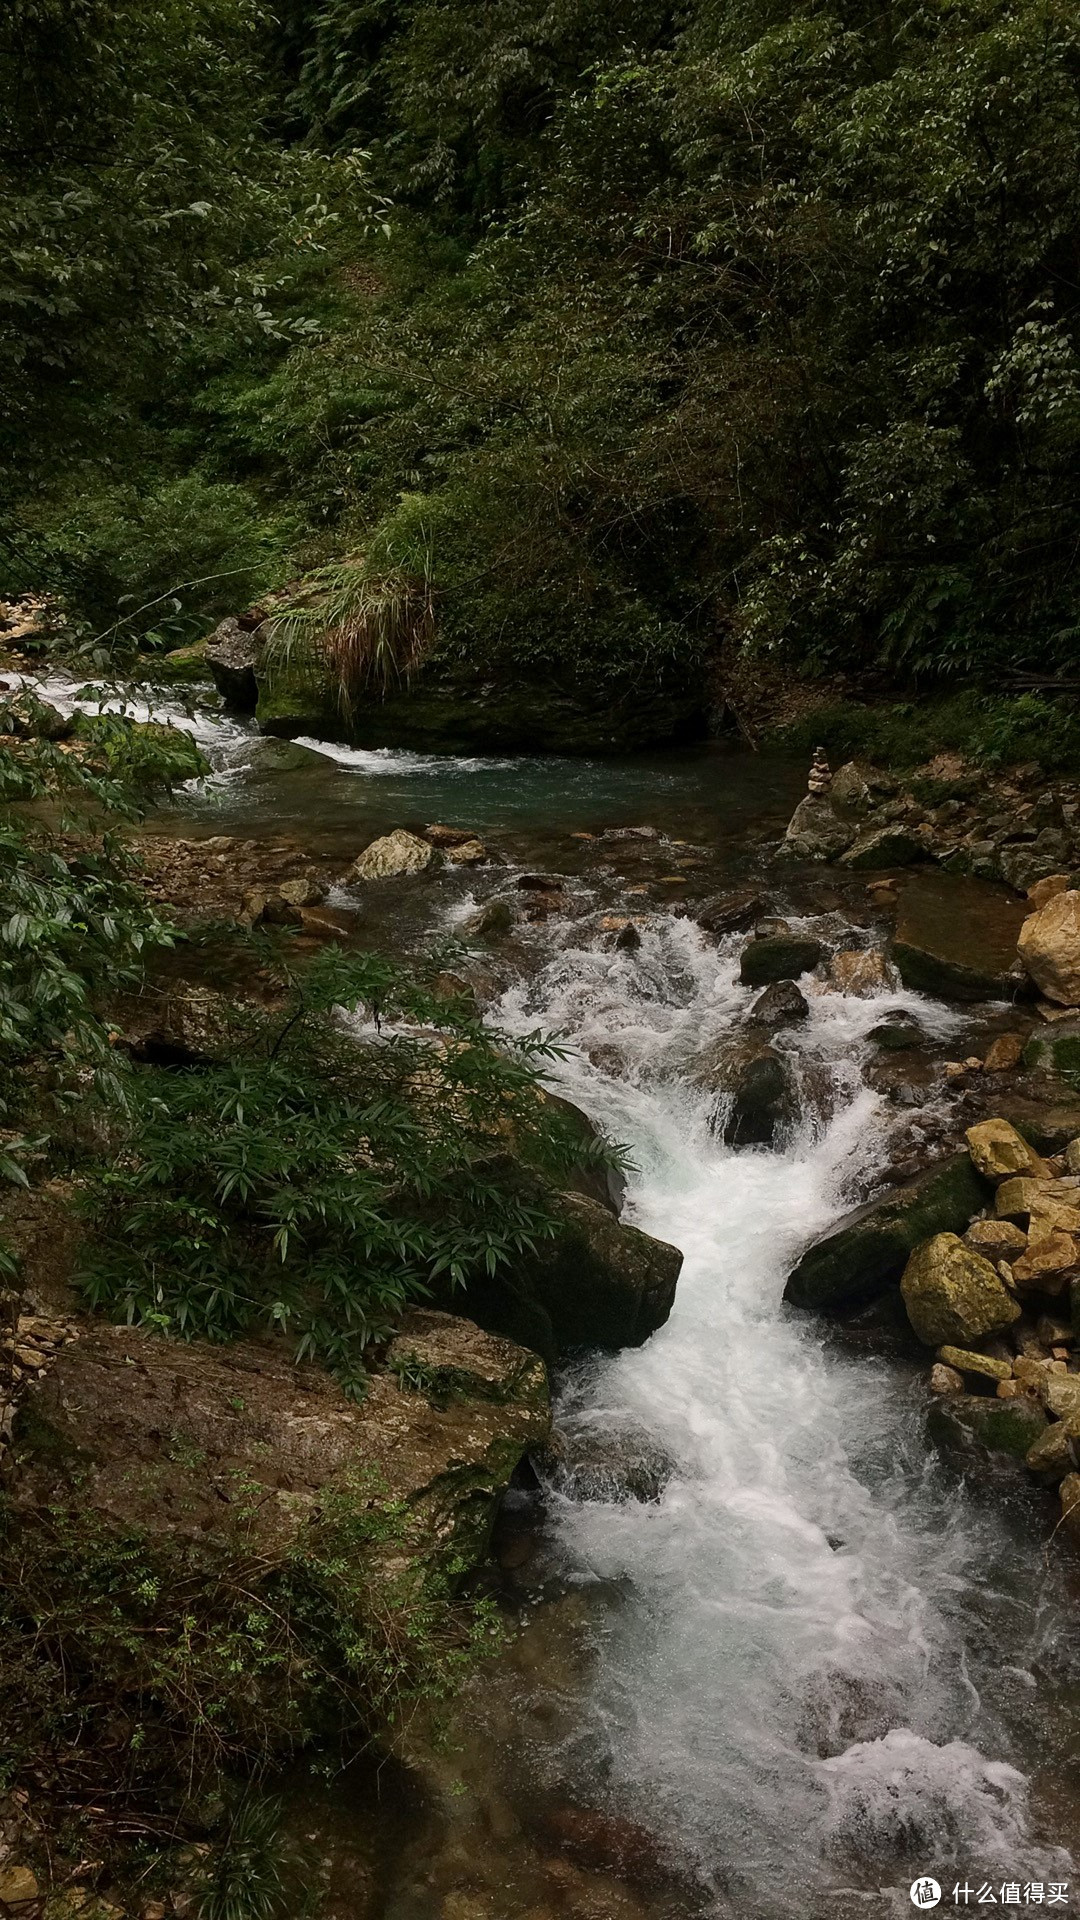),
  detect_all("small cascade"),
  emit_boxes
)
[492,913,1074,1913]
